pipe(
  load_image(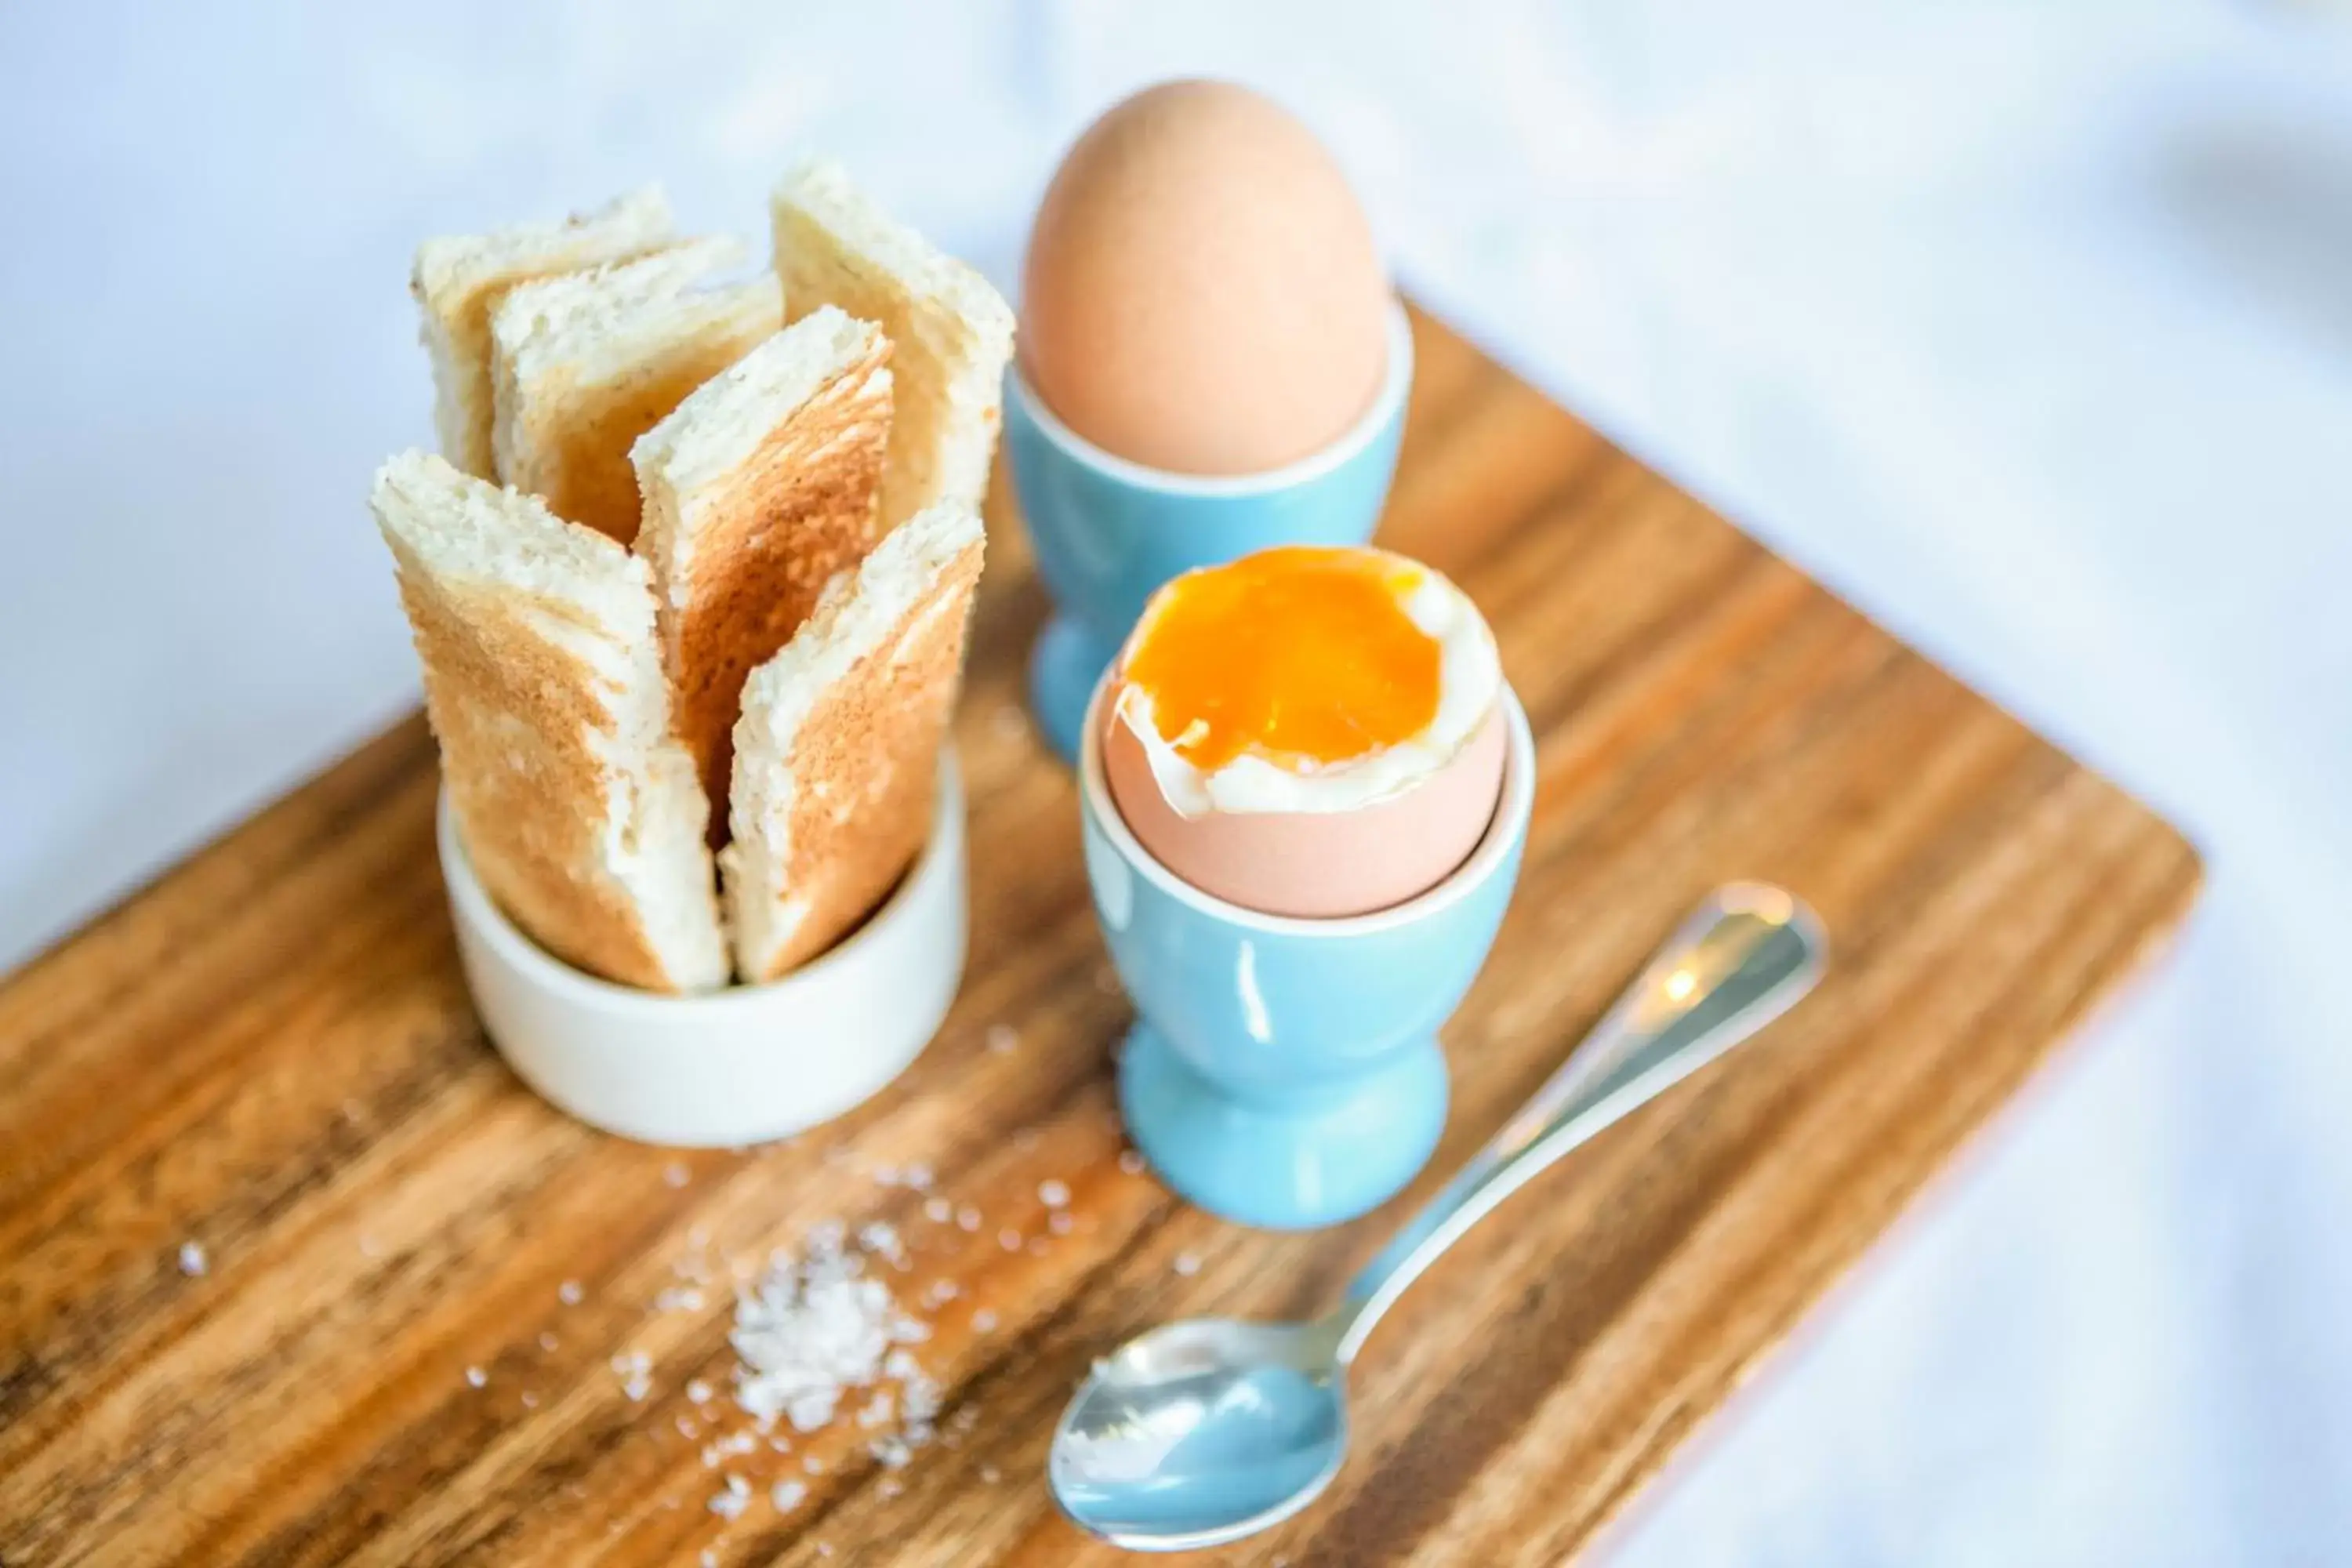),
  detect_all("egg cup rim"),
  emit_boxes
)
[1080,674,1534,938]
[1007,296,1415,498]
